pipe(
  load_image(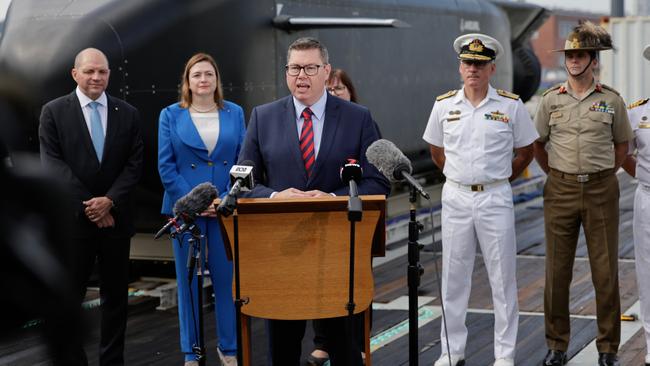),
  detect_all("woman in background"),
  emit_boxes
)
[326,68,359,103]
[158,53,245,366]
